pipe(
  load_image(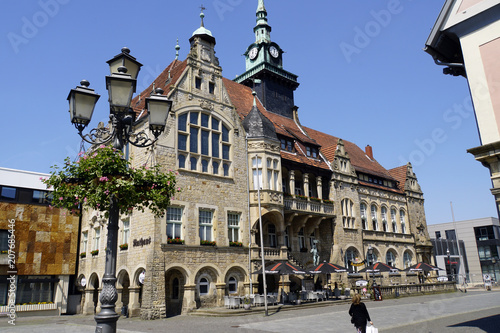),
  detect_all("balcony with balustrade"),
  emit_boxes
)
[283,195,334,216]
